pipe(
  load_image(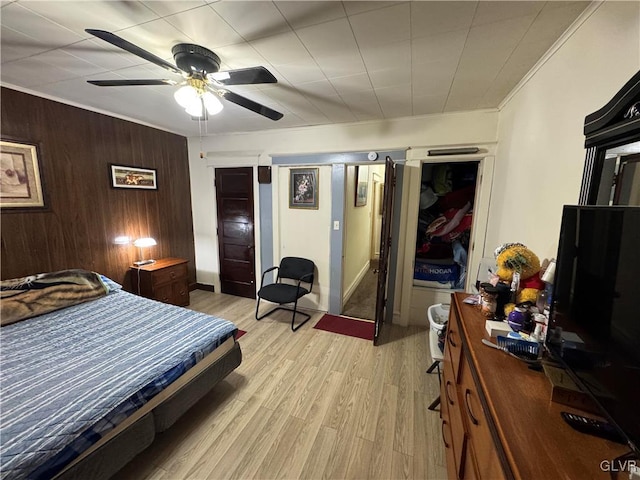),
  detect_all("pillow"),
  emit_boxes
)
[100,274,122,293]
